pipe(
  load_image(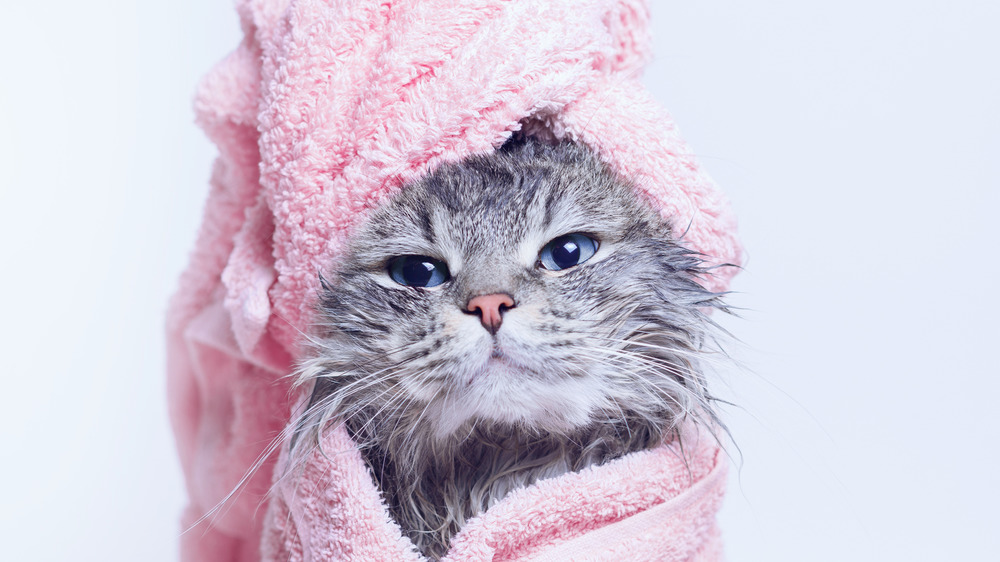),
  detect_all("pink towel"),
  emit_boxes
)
[262,422,726,561]
[167,0,741,560]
